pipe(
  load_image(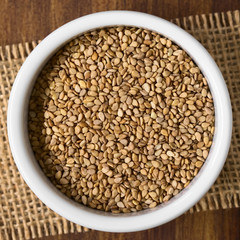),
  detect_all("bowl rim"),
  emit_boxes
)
[7,10,232,232]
